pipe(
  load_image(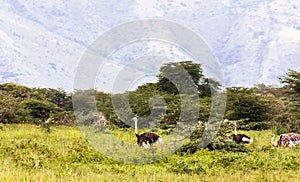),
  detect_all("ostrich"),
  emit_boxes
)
[272,133,300,147]
[133,117,162,148]
[231,121,253,144]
